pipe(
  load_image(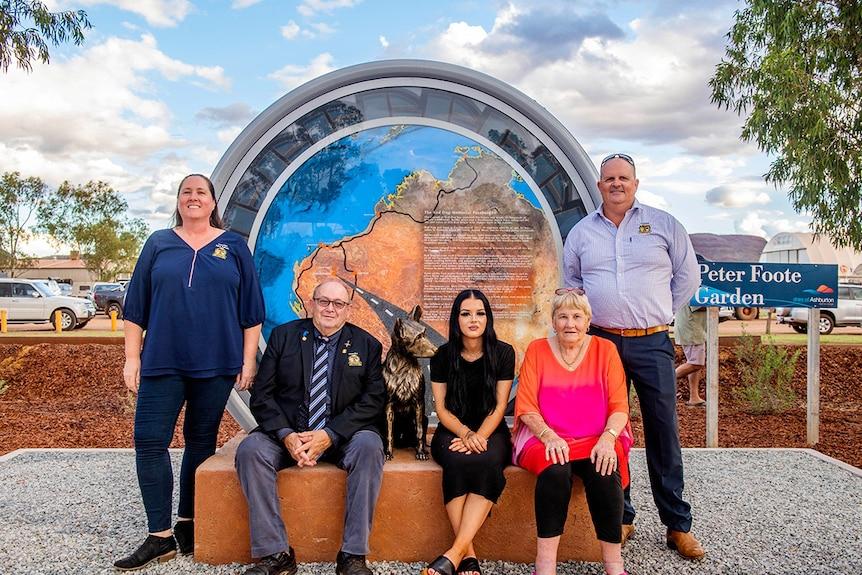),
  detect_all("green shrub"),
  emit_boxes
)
[733,334,799,414]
